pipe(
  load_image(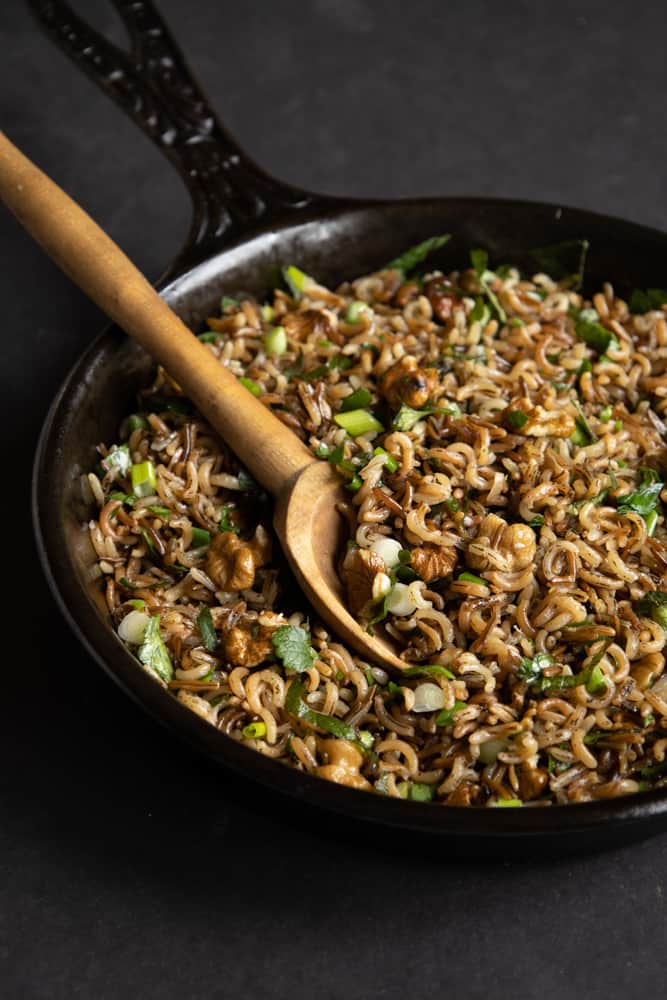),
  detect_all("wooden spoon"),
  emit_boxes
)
[0,132,408,672]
